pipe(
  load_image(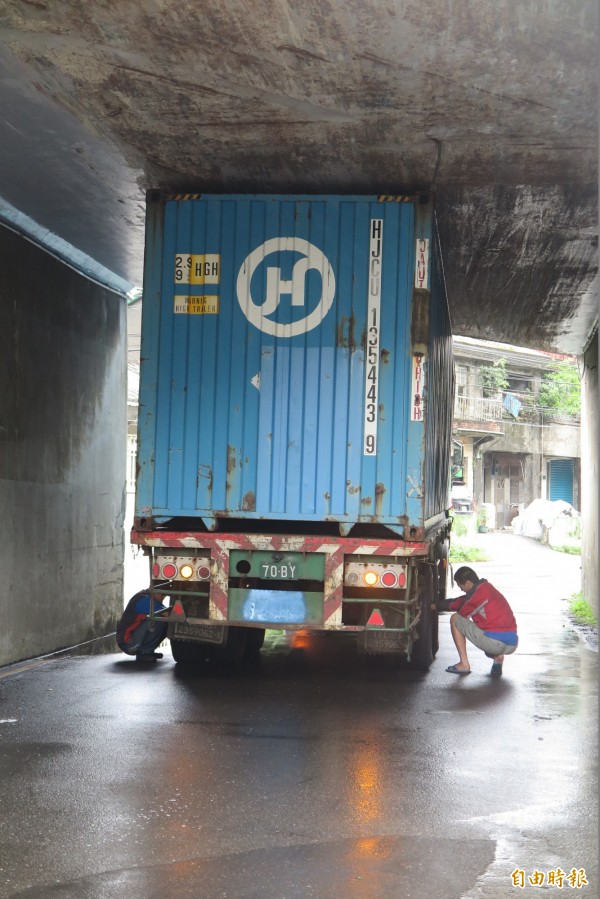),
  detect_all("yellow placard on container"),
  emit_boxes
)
[174,296,220,315]
[175,254,221,284]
